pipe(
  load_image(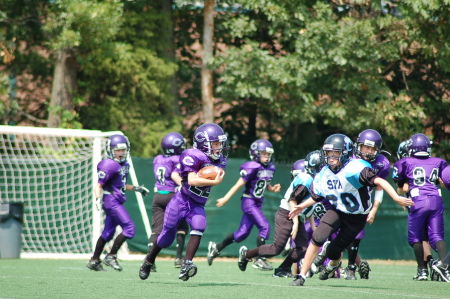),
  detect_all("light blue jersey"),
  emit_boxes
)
[312,159,374,214]
[280,172,315,217]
